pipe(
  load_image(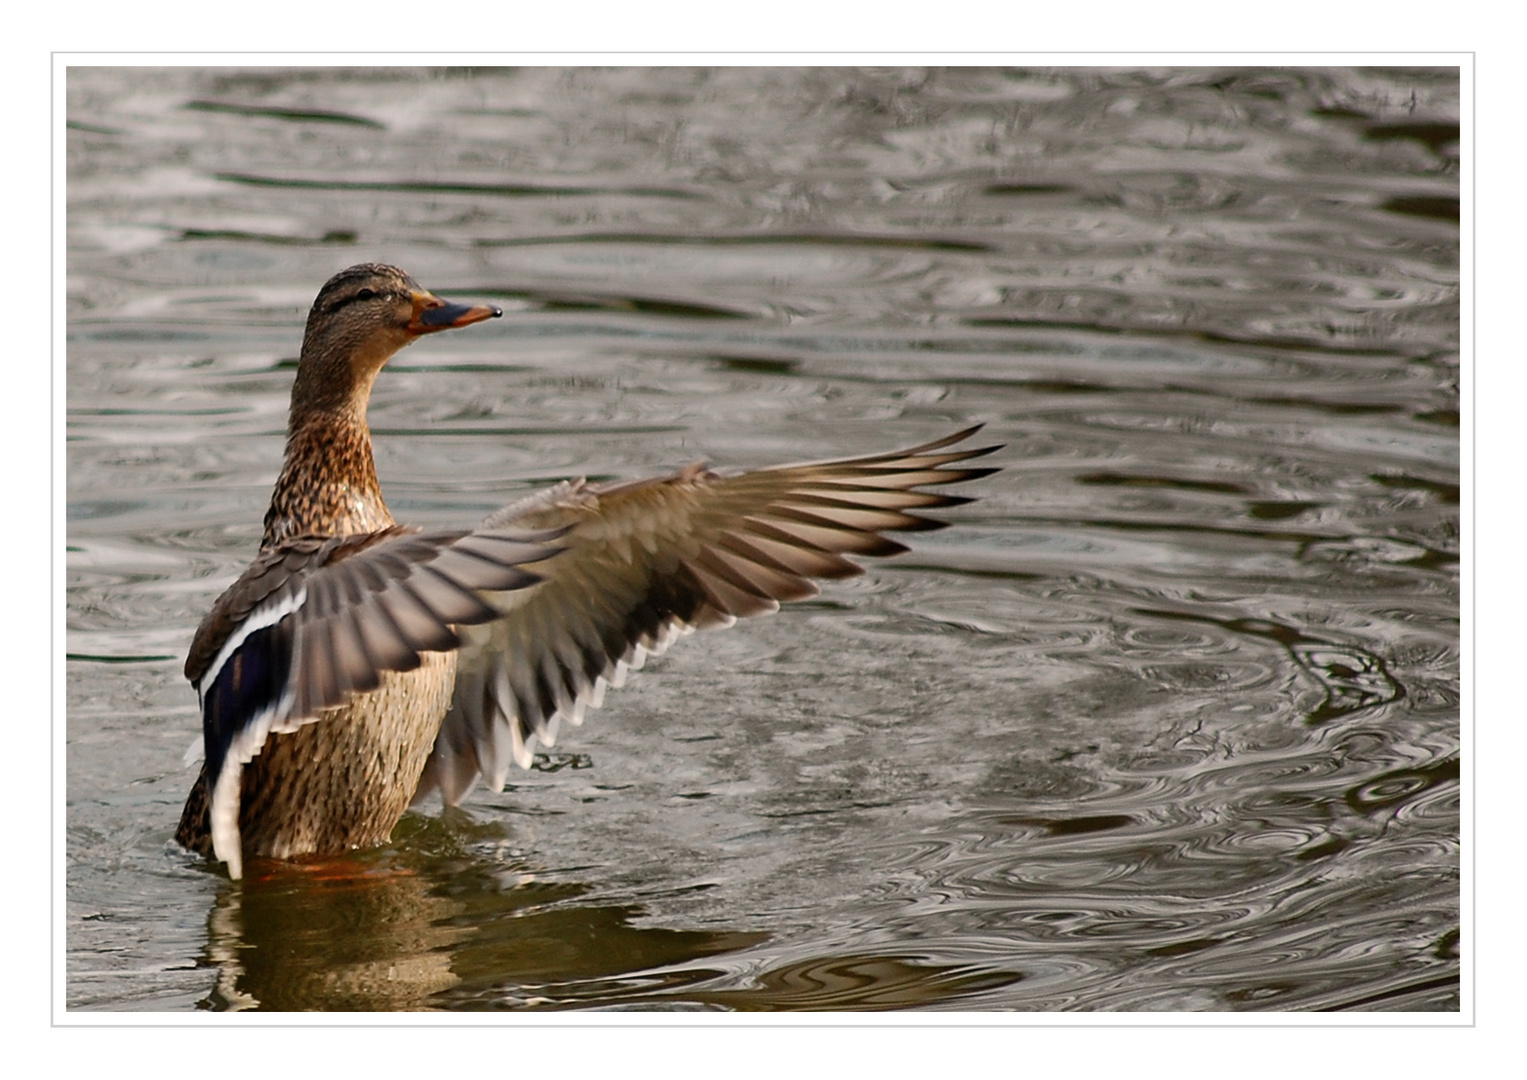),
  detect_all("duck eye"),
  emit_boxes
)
[354,288,378,302]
